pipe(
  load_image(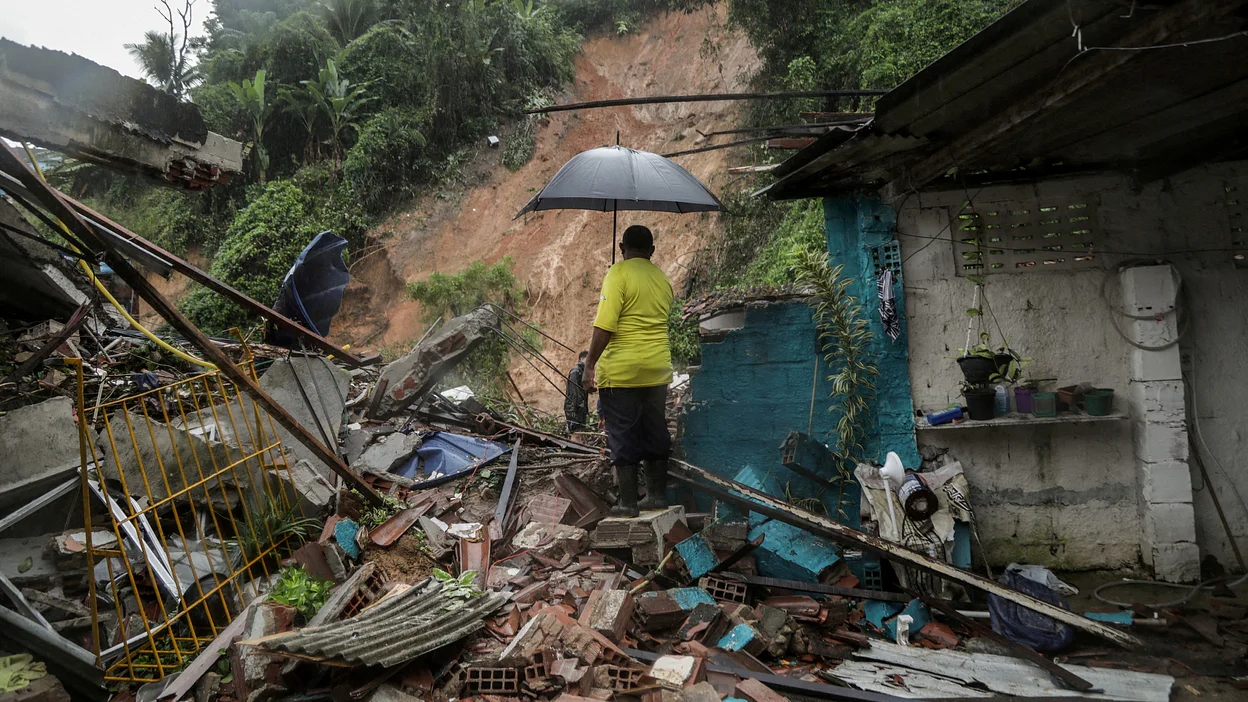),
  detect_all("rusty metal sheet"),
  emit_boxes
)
[370,502,434,547]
